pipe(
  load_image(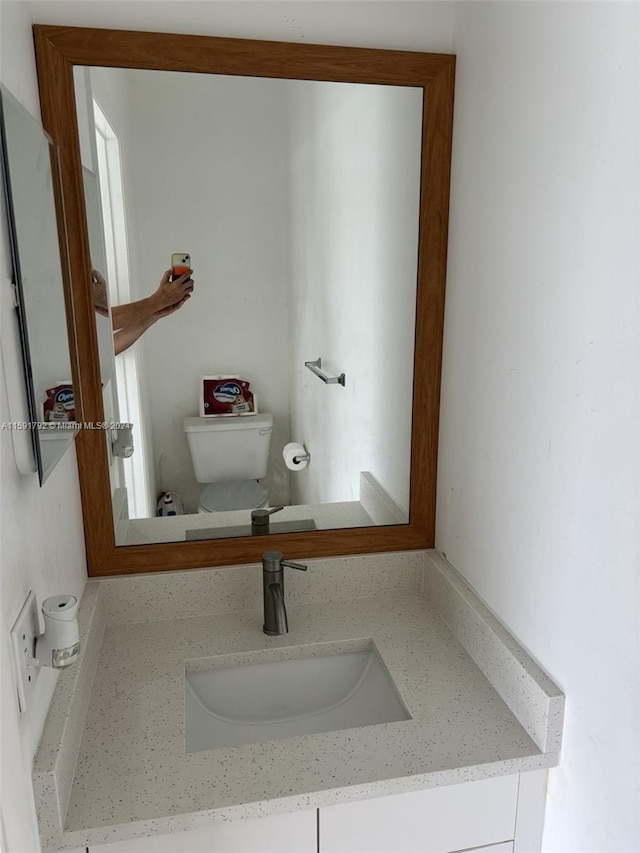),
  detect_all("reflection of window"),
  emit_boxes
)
[93,100,151,519]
